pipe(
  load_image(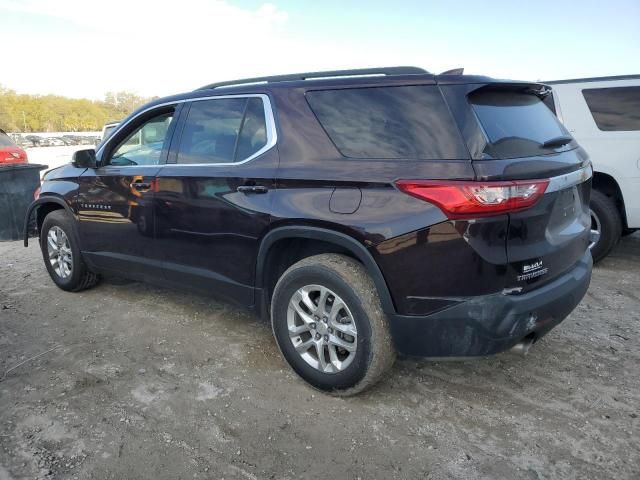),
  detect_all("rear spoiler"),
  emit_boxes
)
[436,75,551,92]
[465,82,552,99]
